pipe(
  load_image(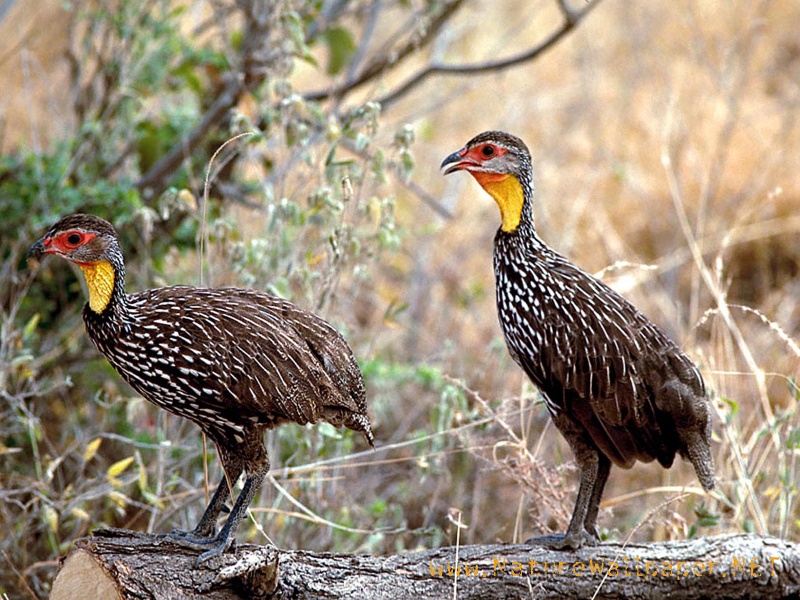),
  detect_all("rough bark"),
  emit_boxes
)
[50,529,800,599]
